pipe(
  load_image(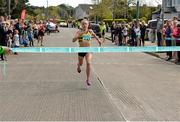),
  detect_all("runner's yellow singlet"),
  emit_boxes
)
[78,31,92,42]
